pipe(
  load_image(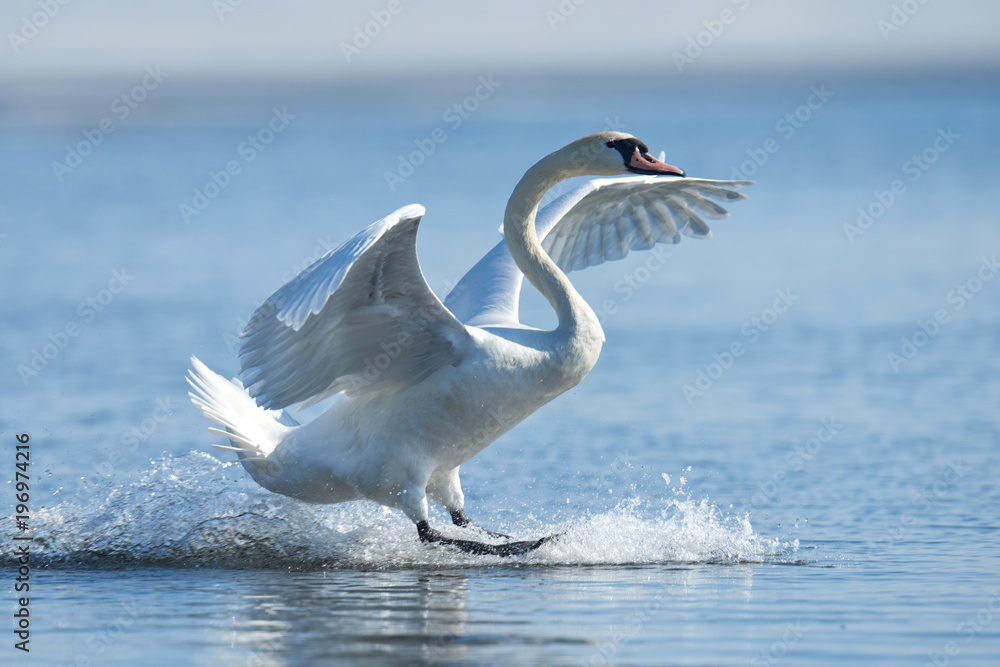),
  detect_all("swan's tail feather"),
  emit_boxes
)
[187,356,292,463]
